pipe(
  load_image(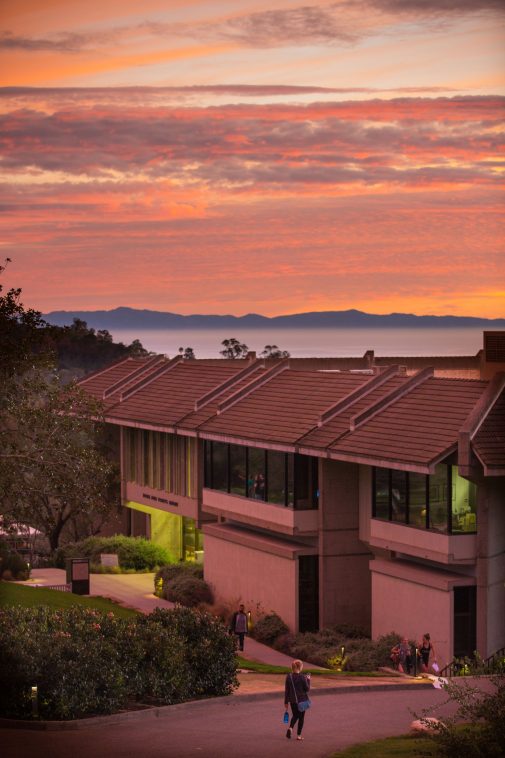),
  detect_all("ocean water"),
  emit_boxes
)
[109,327,486,359]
